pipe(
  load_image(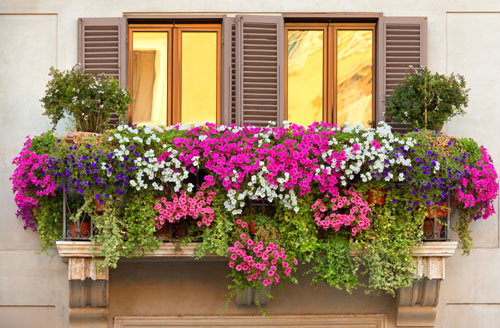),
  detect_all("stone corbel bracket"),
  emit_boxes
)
[396,241,458,327]
[58,244,109,328]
